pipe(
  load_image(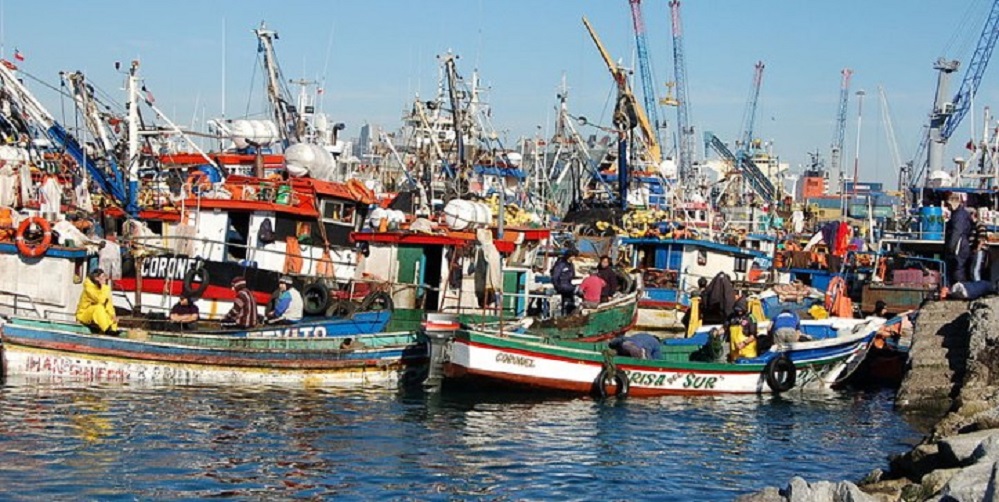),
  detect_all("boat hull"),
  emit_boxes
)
[1,318,427,386]
[443,326,876,397]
